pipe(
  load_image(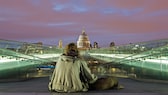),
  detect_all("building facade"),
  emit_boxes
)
[58,40,63,48]
[77,29,90,50]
